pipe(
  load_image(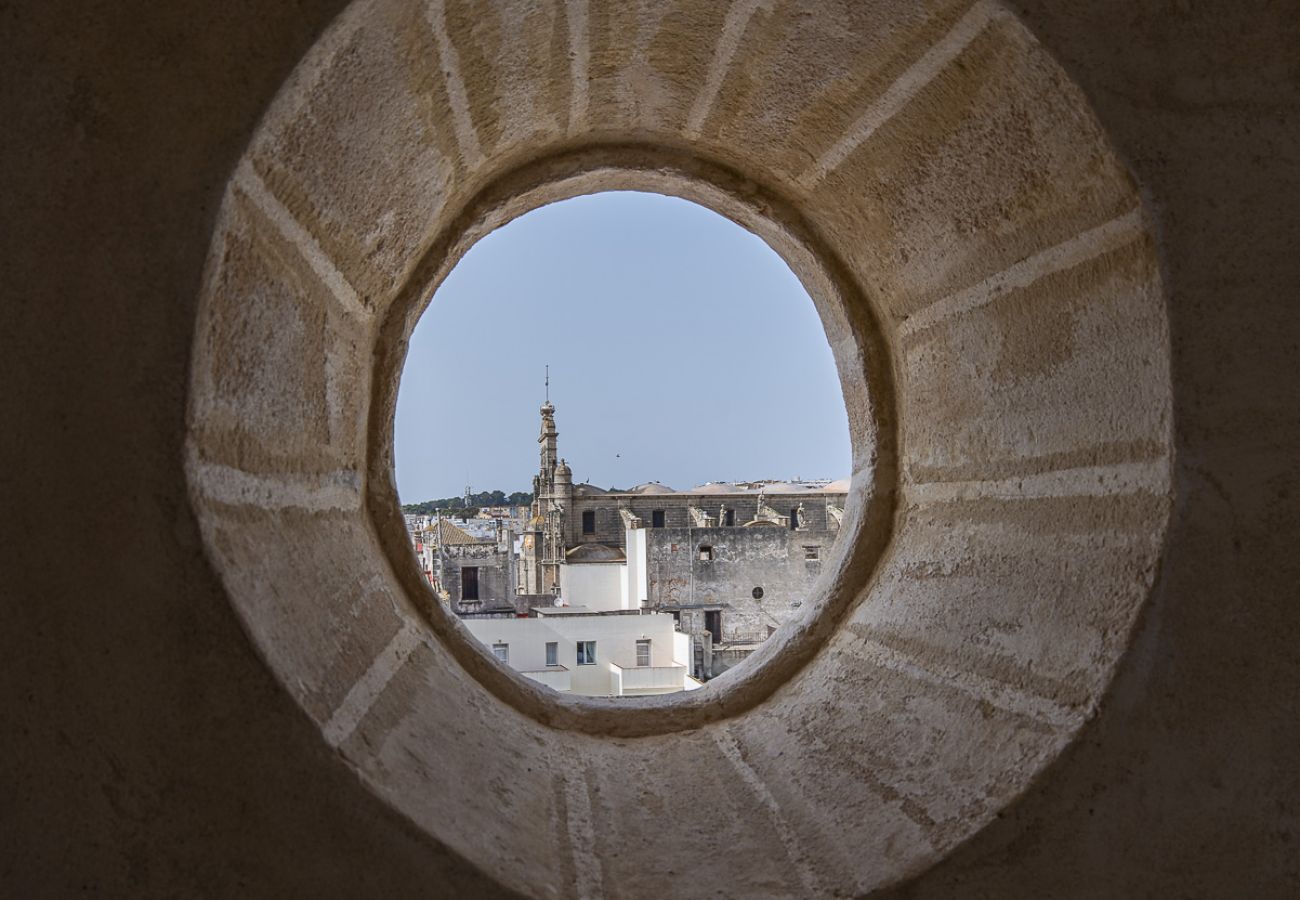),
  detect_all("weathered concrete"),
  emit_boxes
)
[440,541,516,612]
[644,525,836,637]
[3,0,1297,897]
